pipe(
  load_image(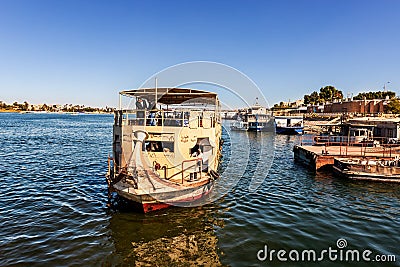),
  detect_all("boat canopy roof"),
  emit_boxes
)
[120,88,218,105]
